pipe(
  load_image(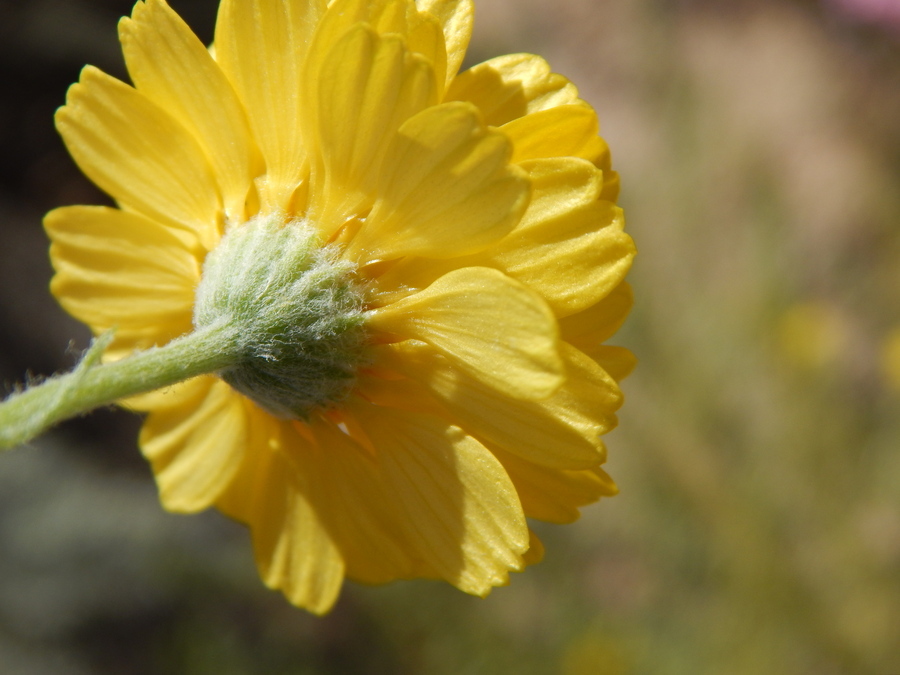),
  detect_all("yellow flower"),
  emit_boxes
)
[777,302,847,371]
[44,0,635,614]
